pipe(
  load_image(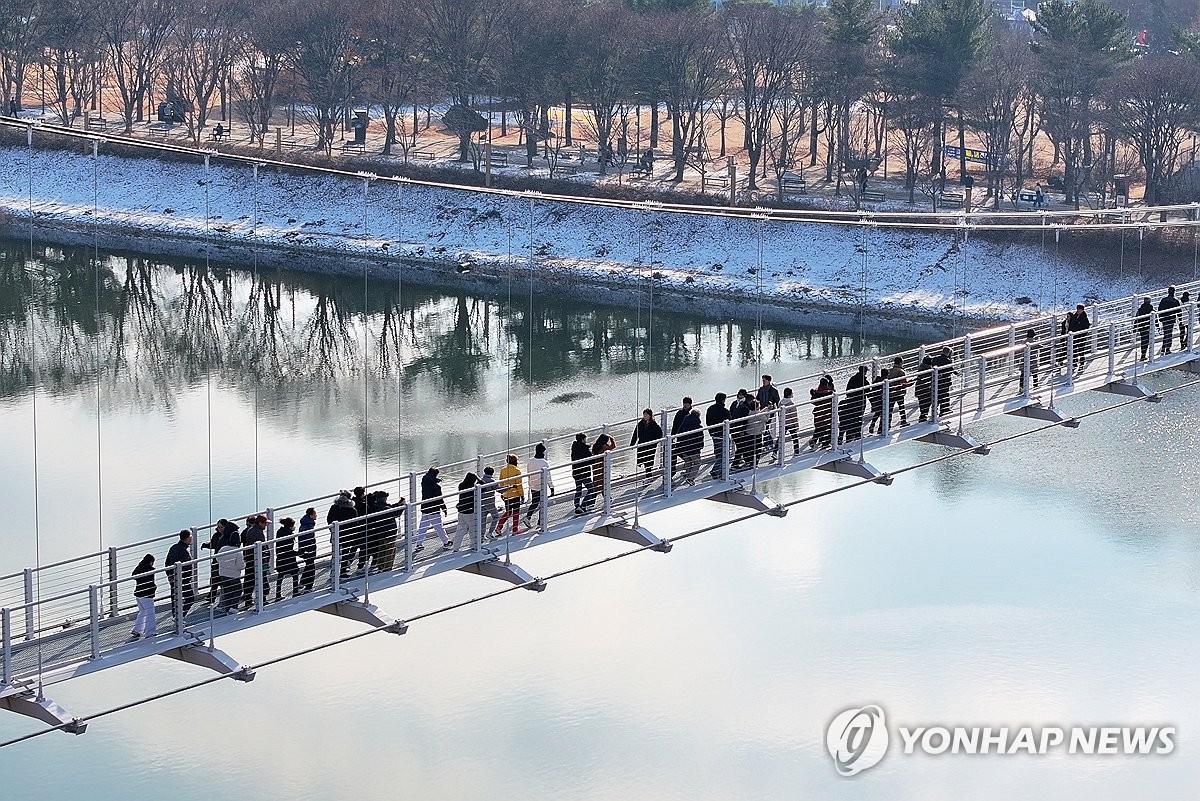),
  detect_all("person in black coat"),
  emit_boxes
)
[367,490,403,570]
[273,517,300,600]
[669,397,694,473]
[297,507,318,593]
[345,486,369,574]
[327,490,358,579]
[840,366,868,443]
[915,356,934,422]
[809,376,834,448]
[1158,286,1181,355]
[571,433,595,514]
[630,408,664,479]
[706,392,731,479]
[1134,298,1154,361]
[241,515,267,606]
[931,347,957,416]
[416,467,451,551]
[676,408,704,485]
[131,554,157,639]
[729,389,751,468]
[1067,304,1091,368]
[165,529,195,618]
